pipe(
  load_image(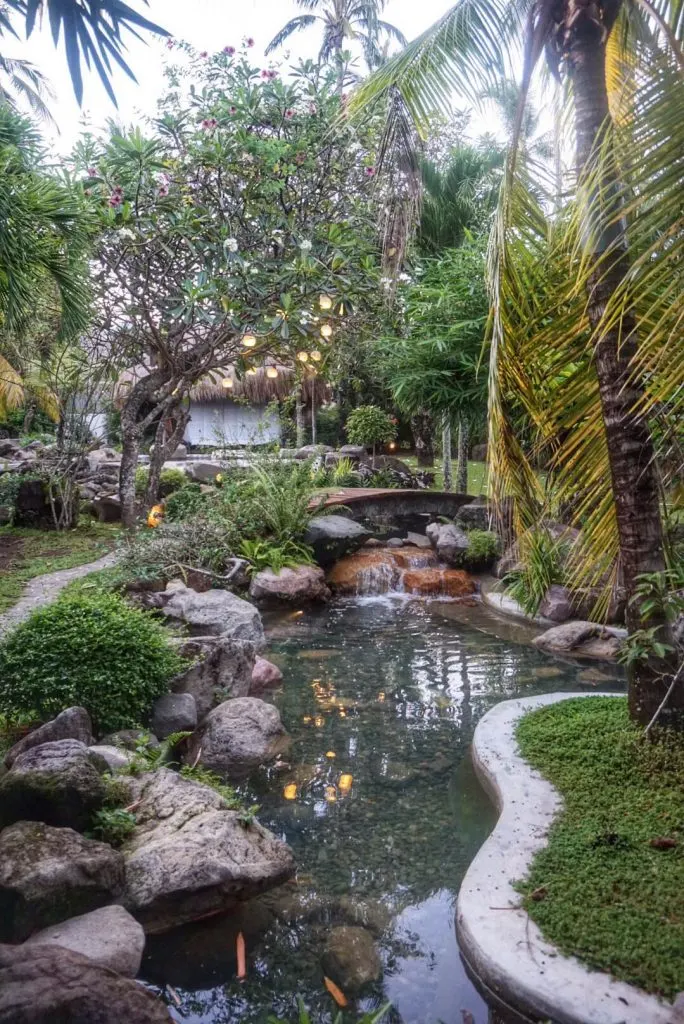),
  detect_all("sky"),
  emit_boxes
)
[11,0,460,152]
